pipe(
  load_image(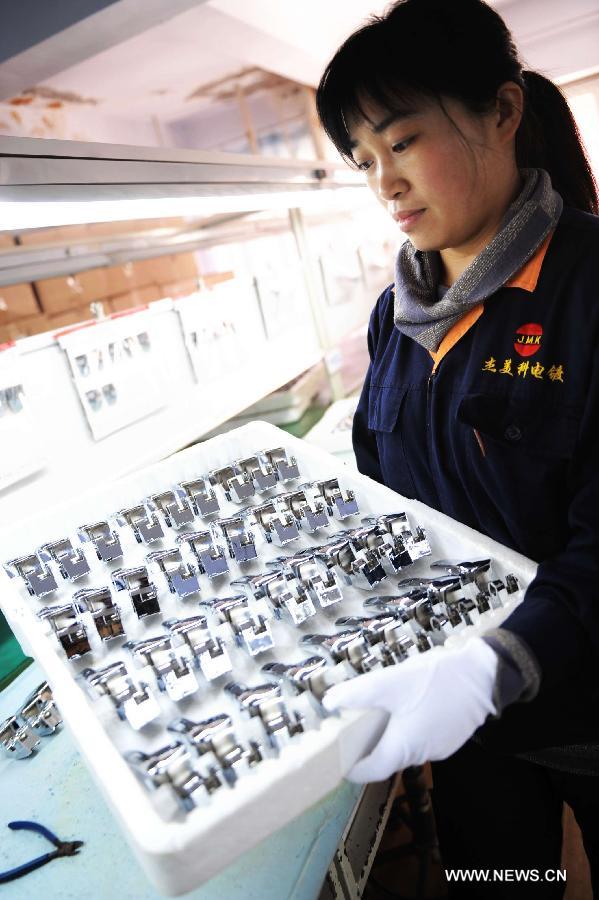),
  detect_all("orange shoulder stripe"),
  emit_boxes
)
[428,230,554,370]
